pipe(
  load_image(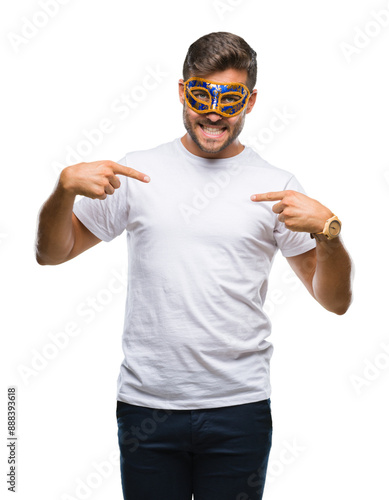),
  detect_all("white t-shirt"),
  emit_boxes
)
[73,138,316,410]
